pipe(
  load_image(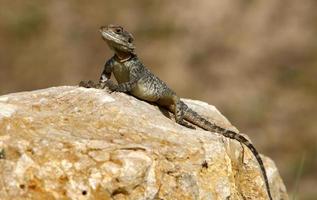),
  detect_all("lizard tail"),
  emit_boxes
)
[182,102,273,200]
